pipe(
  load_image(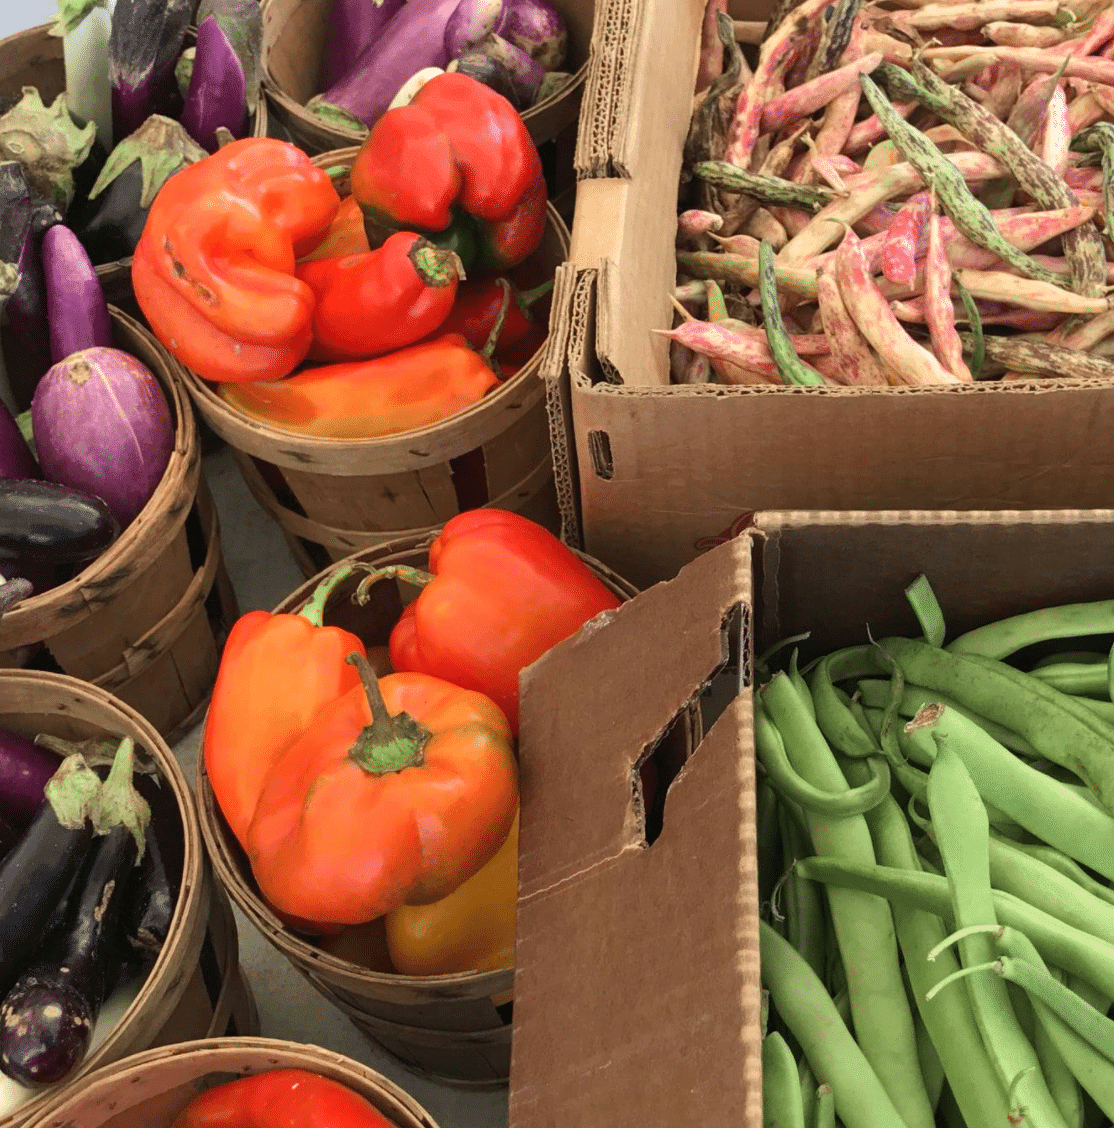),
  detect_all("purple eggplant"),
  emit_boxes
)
[494,0,567,70]
[0,479,119,569]
[108,0,193,141]
[31,347,173,530]
[181,17,250,153]
[0,398,38,482]
[307,0,464,132]
[460,32,545,103]
[447,51,526,108]
[42,226,113,364]
[196,0,264,115]
[443,0,503,57]
[0,732,61,830]
[321,0,407,93]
